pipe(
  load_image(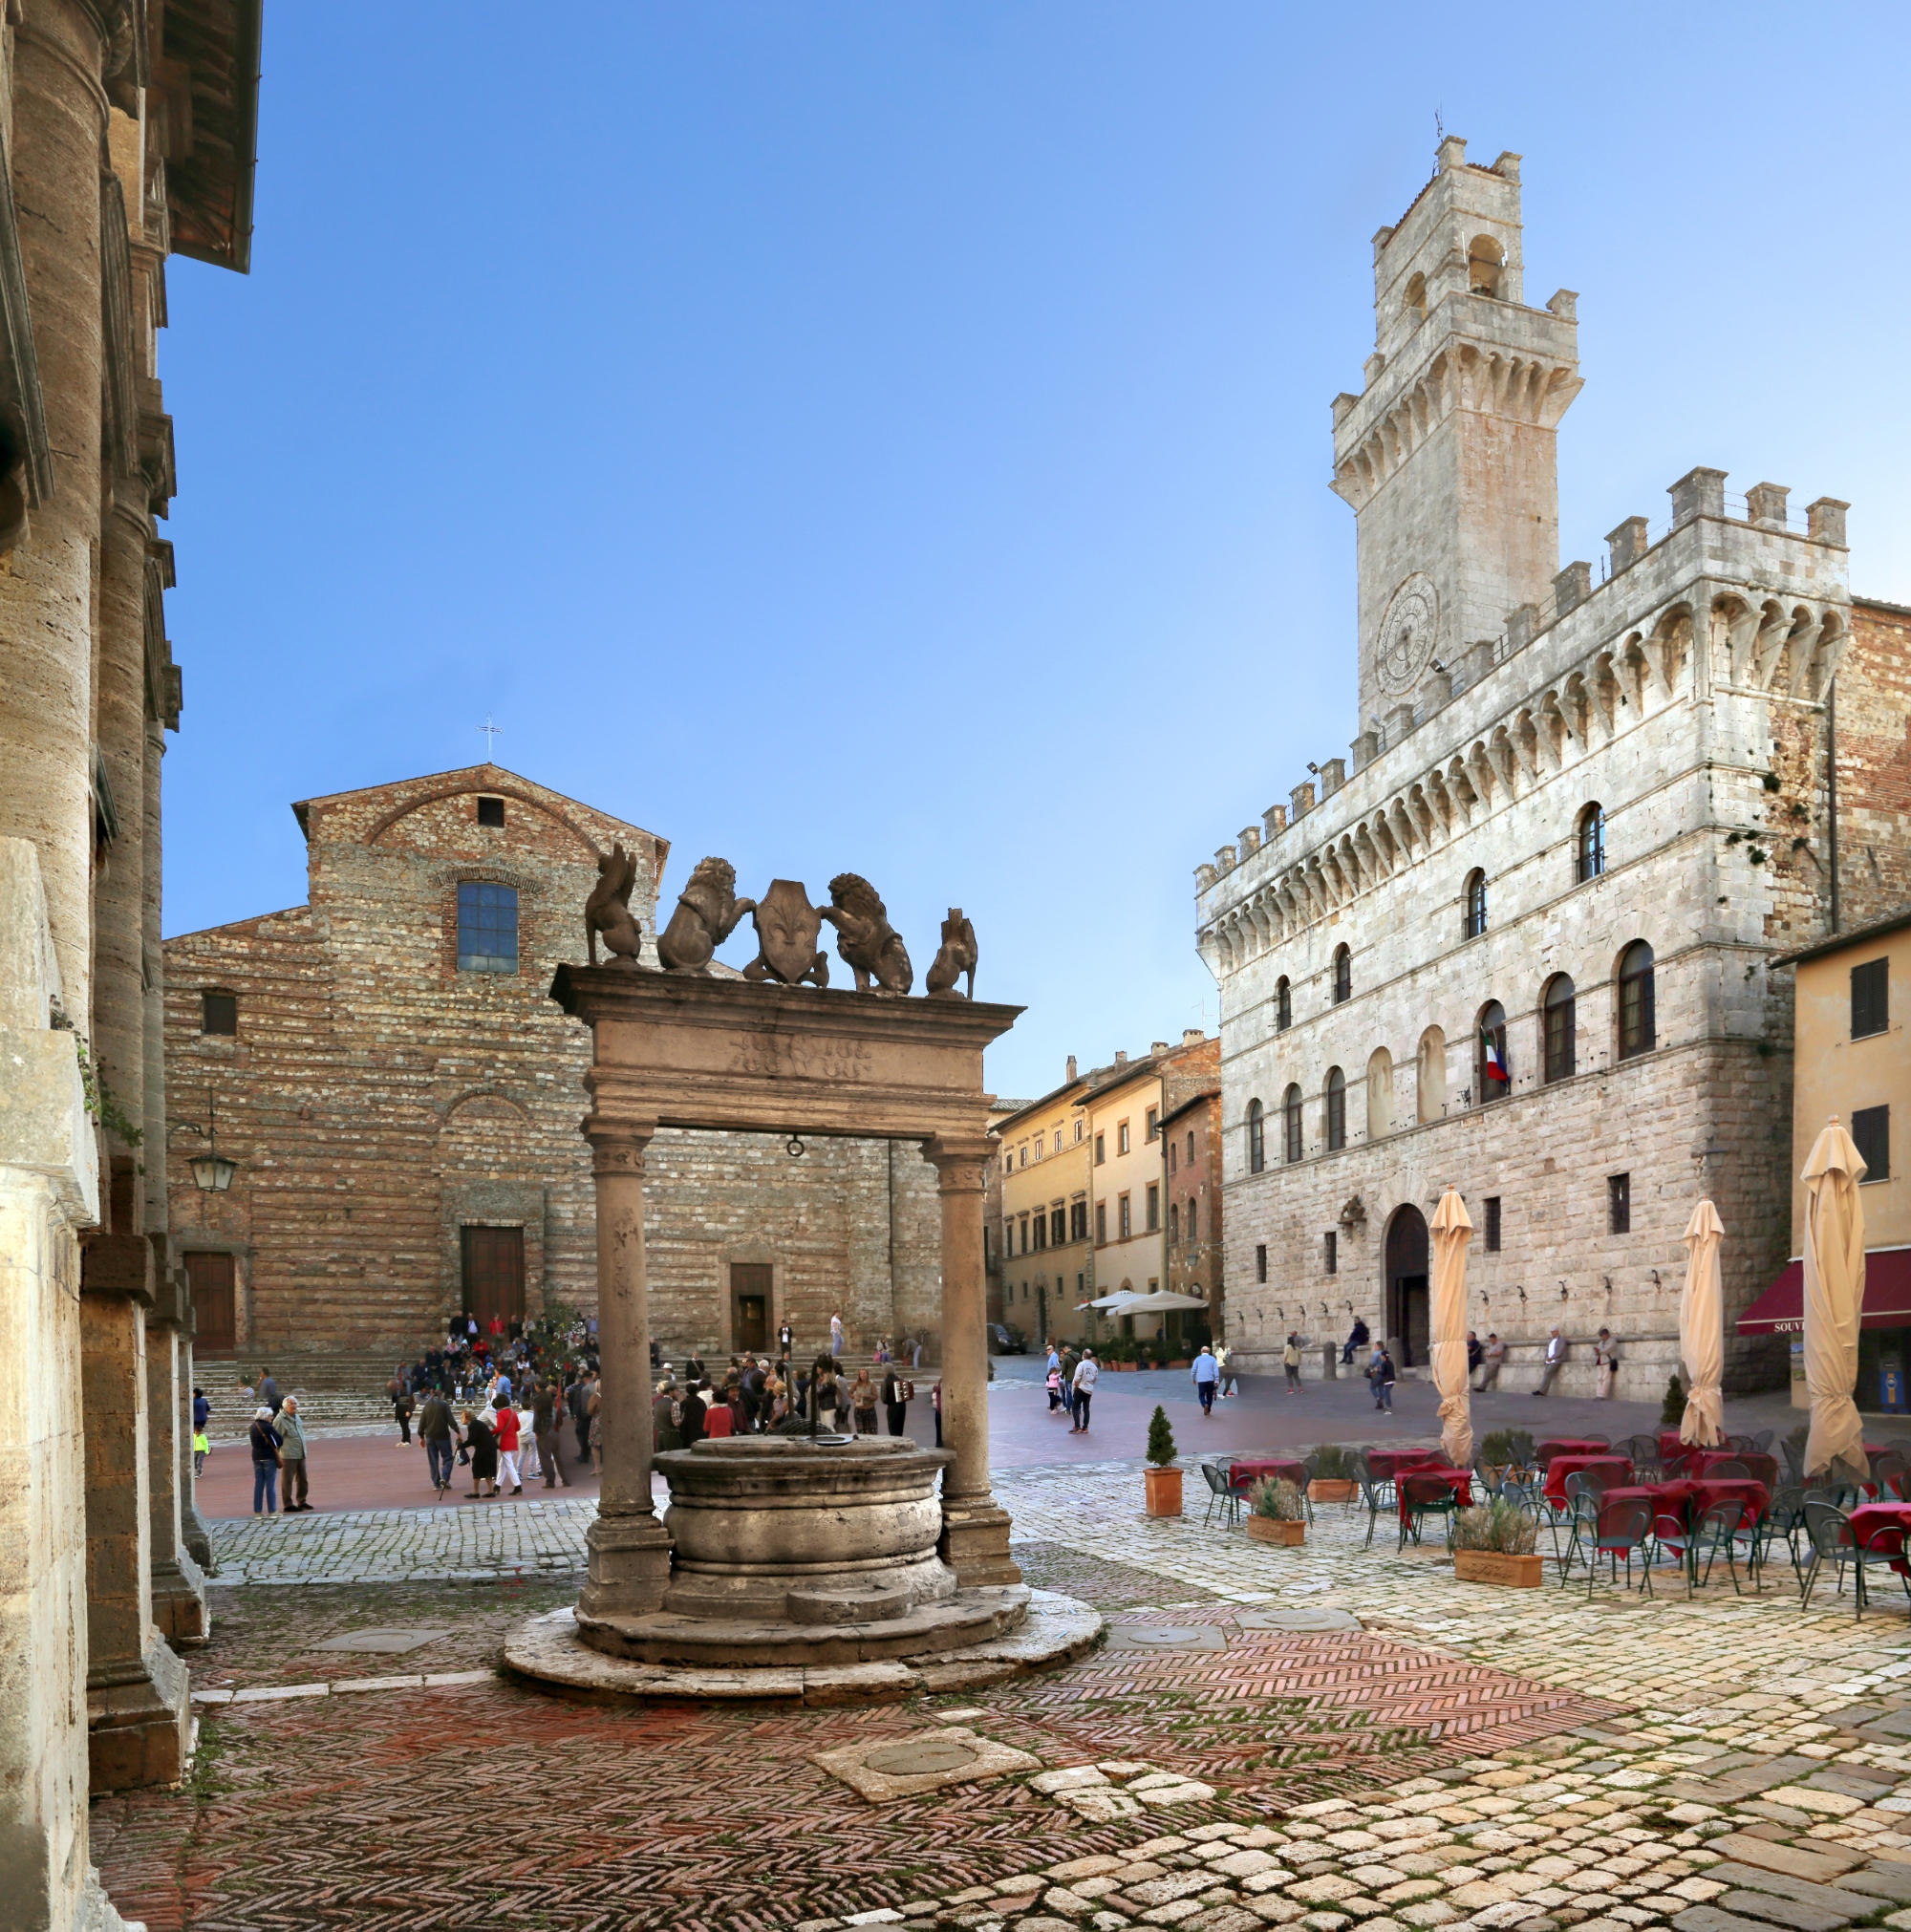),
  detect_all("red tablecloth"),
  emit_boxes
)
[1544,1454,1633,1507]
[1535,1437,1610,1459]
[1367,1448,1444,1481]
[1669,1448,1757,1479]
[1231,1459,1307,1491]
[1601,1477,1770,1532]
[1849,1502,1911,1572]
[1398,1467,1473,1522]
